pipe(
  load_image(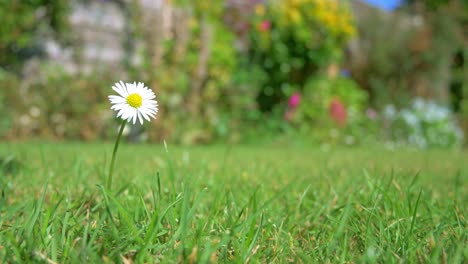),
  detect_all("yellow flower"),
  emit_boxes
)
[255,4,265,16]
[288,9,302,24]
